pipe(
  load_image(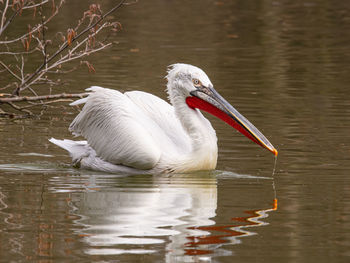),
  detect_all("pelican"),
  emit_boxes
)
[50,64,277,174]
